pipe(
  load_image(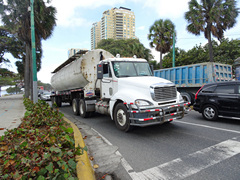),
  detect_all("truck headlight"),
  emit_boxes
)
[150,87,155,100]
[178,92,184,103]
[135,99,153,106]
